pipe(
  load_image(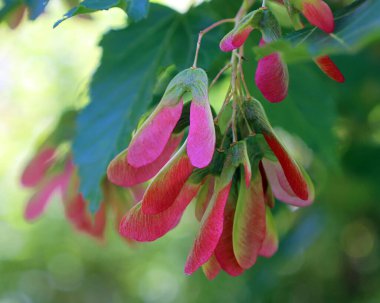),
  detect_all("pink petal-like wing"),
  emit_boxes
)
[127,101,183,168]
[219,27,253,52]
[184,182,232,275]
[103,183,136,241]
[259,206,279,258]
[219,32,236,52]
[129,184,146,202]
[202,254,222,280]
[65,194,106,240]
[6,5,26,29]
[255,40,289,103]
[119,182,200,242]
[65,194,89,229]
[87,203,107,240]
[107,133,183,187]
[24,174,64,221]
[259,161,275,208]
[263,133,309,200]
[233,172,266,269]
[60,160,76,203]
[187,102,215,168]
[21,147,56,187]
[214,204,245,276]
[141,148,194,214]
[302,0,334,34]
[195,176,215,221]
[261,158,314,206]
[315,55,345,83]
